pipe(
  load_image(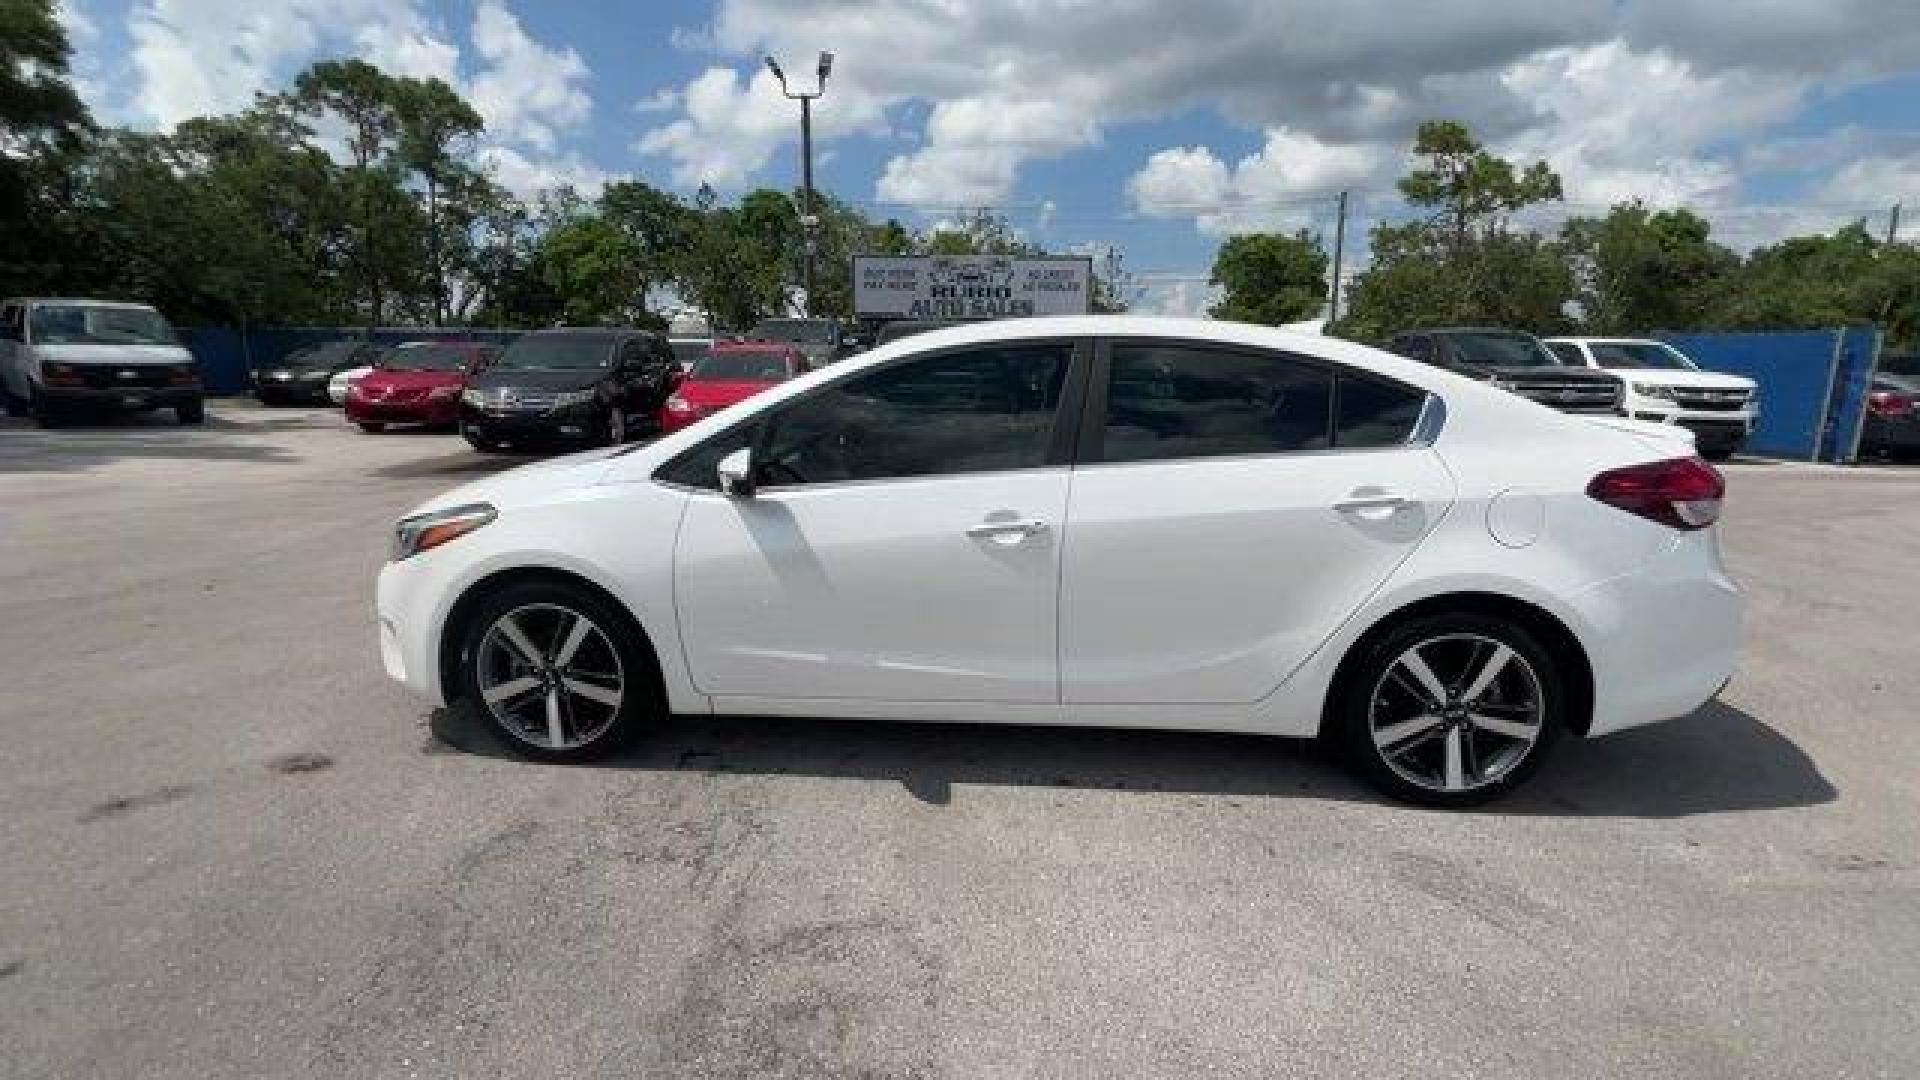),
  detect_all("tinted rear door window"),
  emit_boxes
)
[1099,342,1332,463]
[1335,375,1426,448]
